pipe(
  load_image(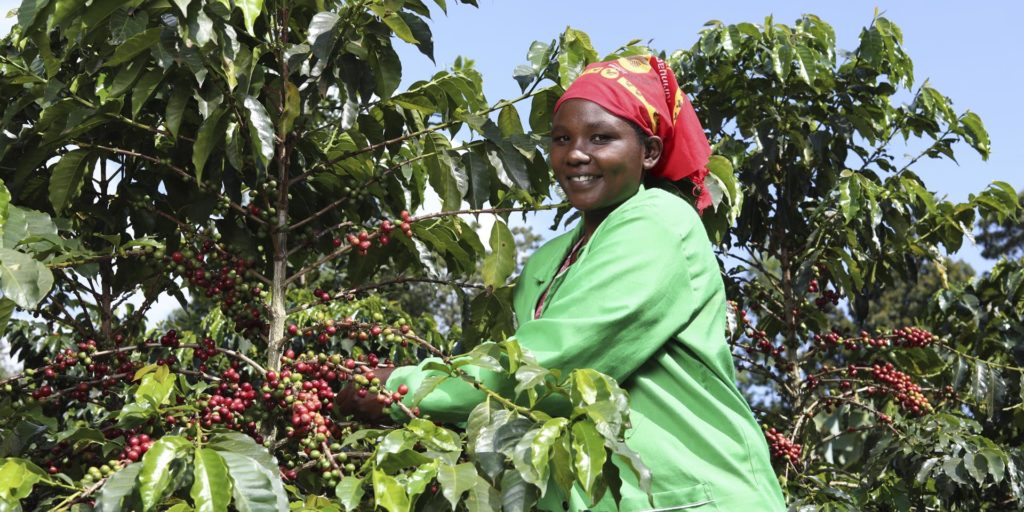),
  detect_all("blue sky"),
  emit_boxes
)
[1,0,1020,270]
